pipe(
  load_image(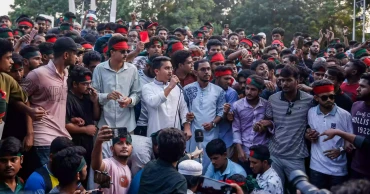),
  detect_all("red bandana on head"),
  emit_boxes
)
[250,150,255,157]
[313,85,334,95]
[210,53,225,63]
[7,32,13,37]
[240,38,253,48]
[120,137,127,142]
[116,28,128,34]
[85,75,91,81]
[246,77,252,85]
[197,33,203,38]
[112,41,129,50]
[88,17,93,21]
